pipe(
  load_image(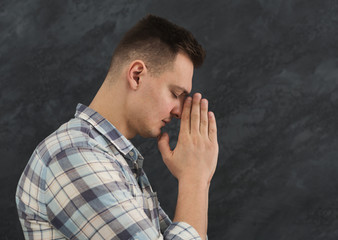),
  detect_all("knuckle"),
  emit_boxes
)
[182,114,190,121]
[191,137,200,146]
[191,112,199,118]
[179,134,188,142]
[211,126,217,132]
